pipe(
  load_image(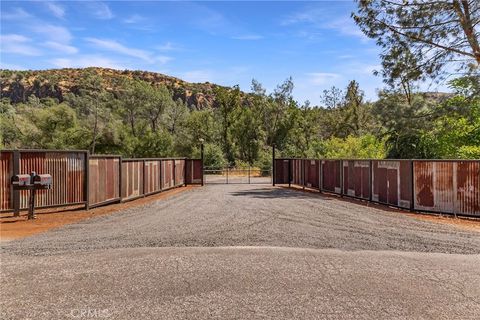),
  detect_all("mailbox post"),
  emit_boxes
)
[11,171,52,220]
